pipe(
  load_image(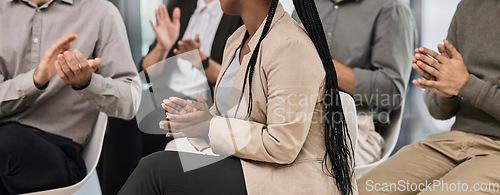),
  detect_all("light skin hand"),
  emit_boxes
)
[33,34,77,89]
[411,40,470,98]
[173,34,202,56]
[173,35,208,68]
[55,50,101,90]
[151,5,181,53]
[159,92,212,138]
